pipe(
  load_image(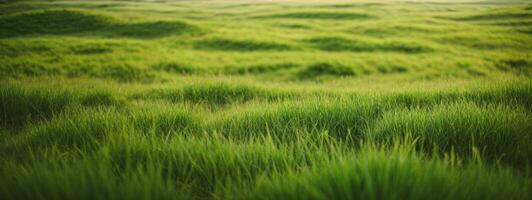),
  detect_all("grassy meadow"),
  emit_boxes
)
[0,0,531,199]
